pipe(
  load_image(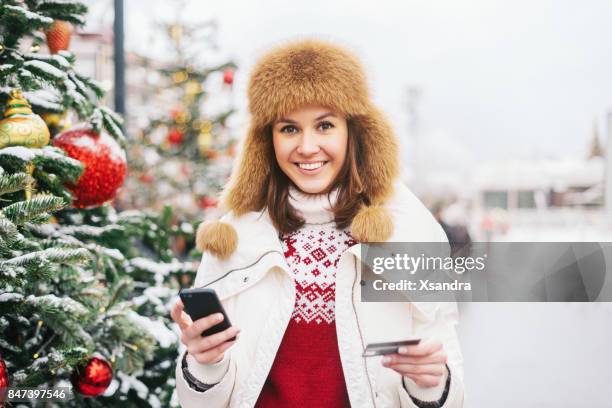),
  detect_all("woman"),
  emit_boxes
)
[172,39,464,407]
